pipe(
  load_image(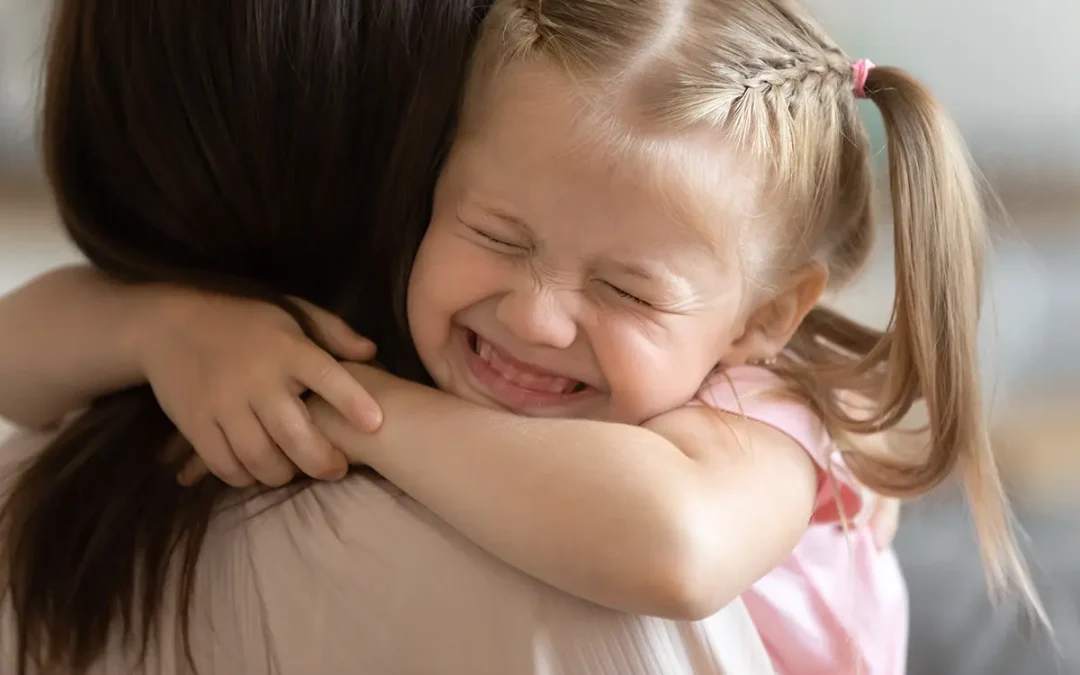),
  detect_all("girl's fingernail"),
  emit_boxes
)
[365,410,383,431]
[357,341,377,356]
